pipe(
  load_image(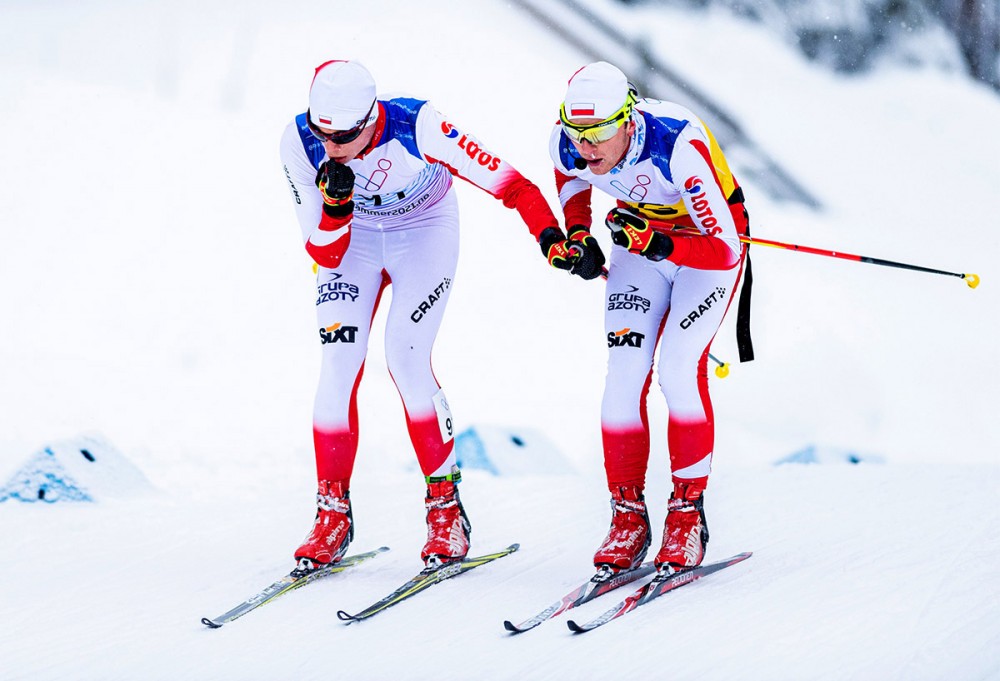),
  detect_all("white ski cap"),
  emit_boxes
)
[562,61,632,120]
[309,60,377,130]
